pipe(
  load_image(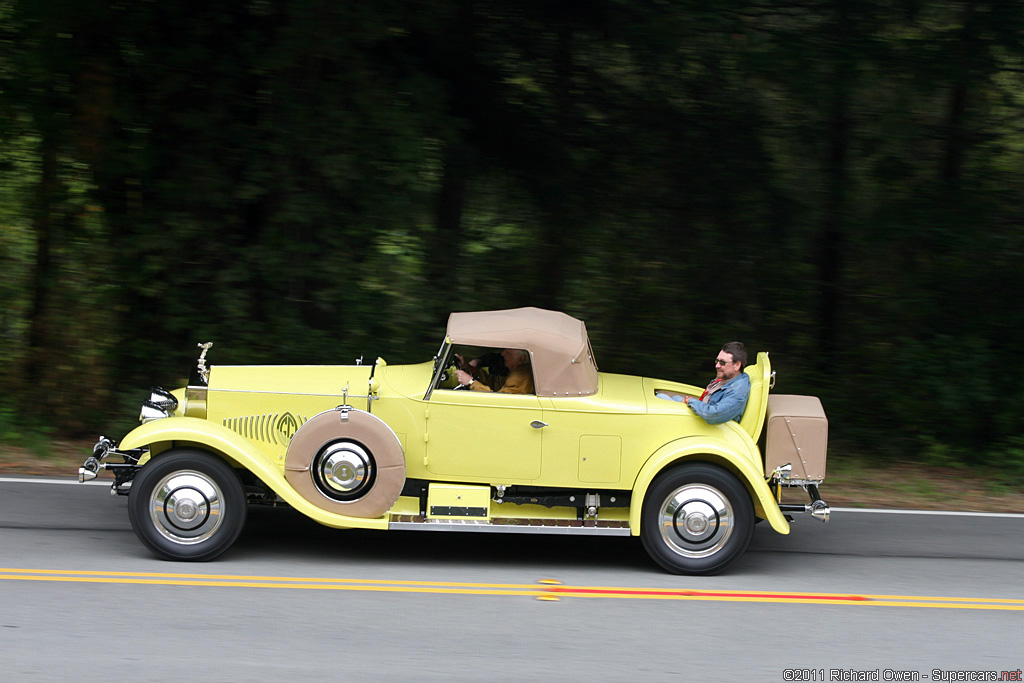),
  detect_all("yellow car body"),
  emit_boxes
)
[82,307,829,575]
